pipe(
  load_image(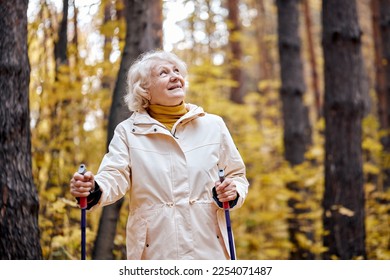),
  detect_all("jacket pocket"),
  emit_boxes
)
[126,215,147,259]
